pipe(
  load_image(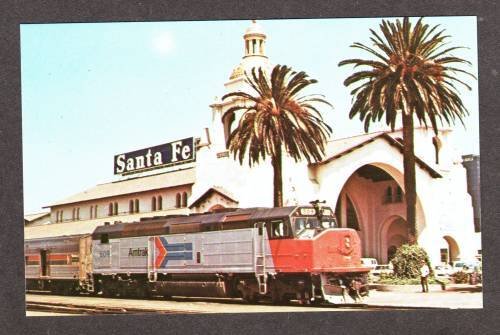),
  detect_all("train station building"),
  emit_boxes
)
[25,21,481,266]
